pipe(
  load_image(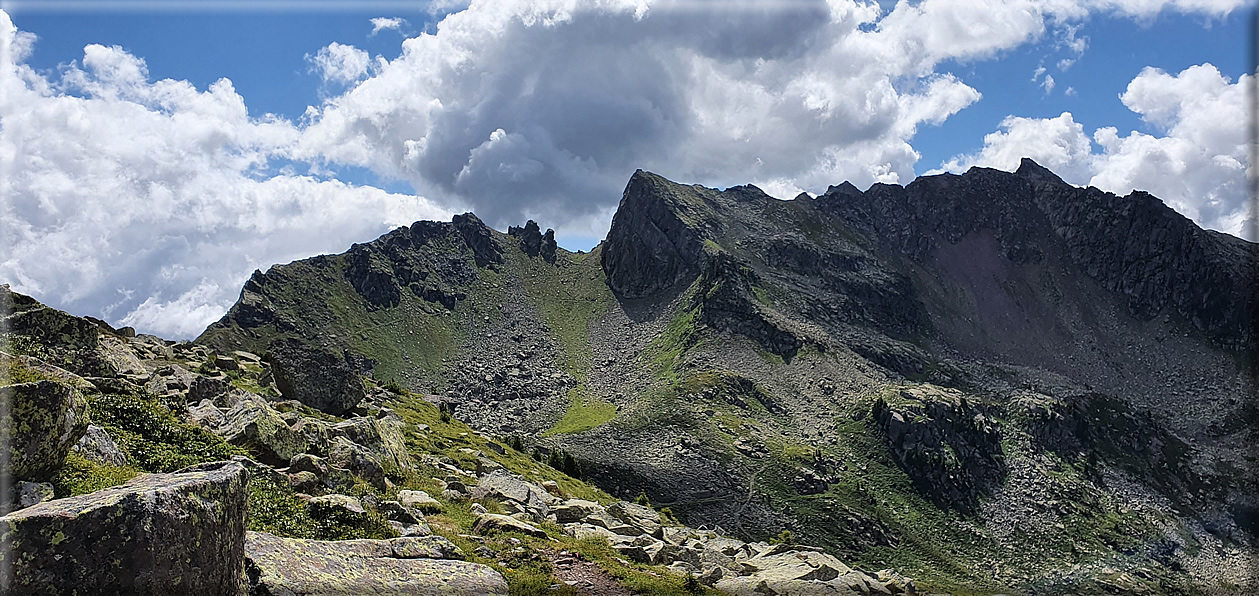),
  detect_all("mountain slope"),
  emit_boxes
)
[200,160,1257,594]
